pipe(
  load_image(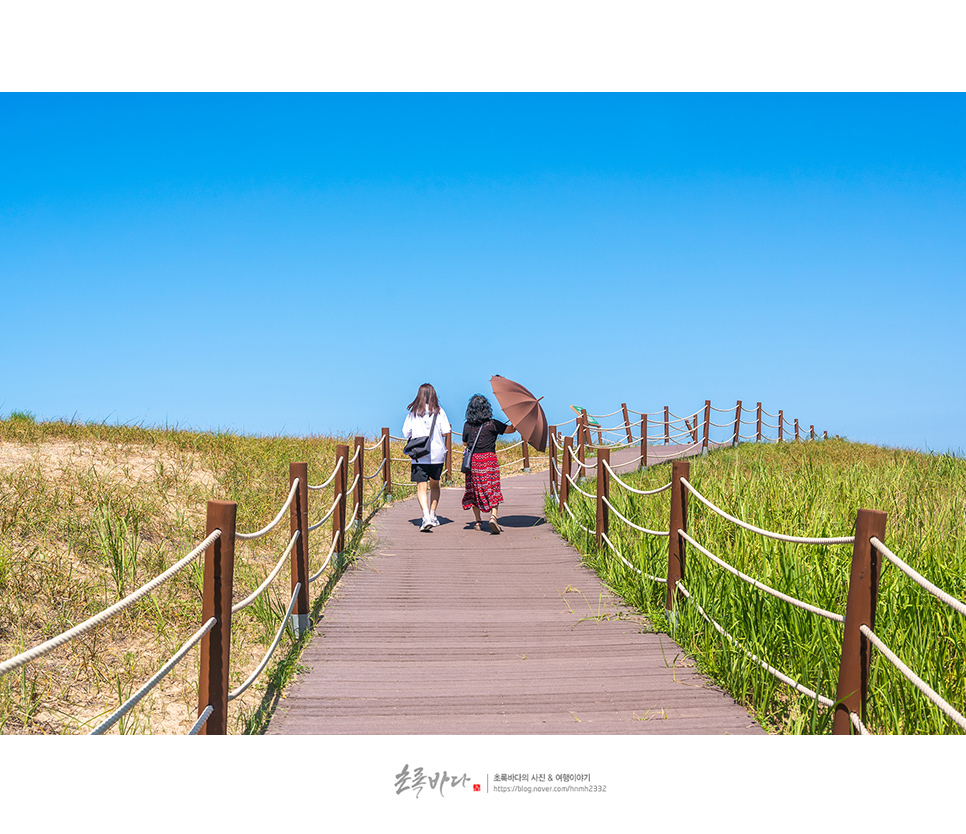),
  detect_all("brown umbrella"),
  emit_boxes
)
[489,375,548,453]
